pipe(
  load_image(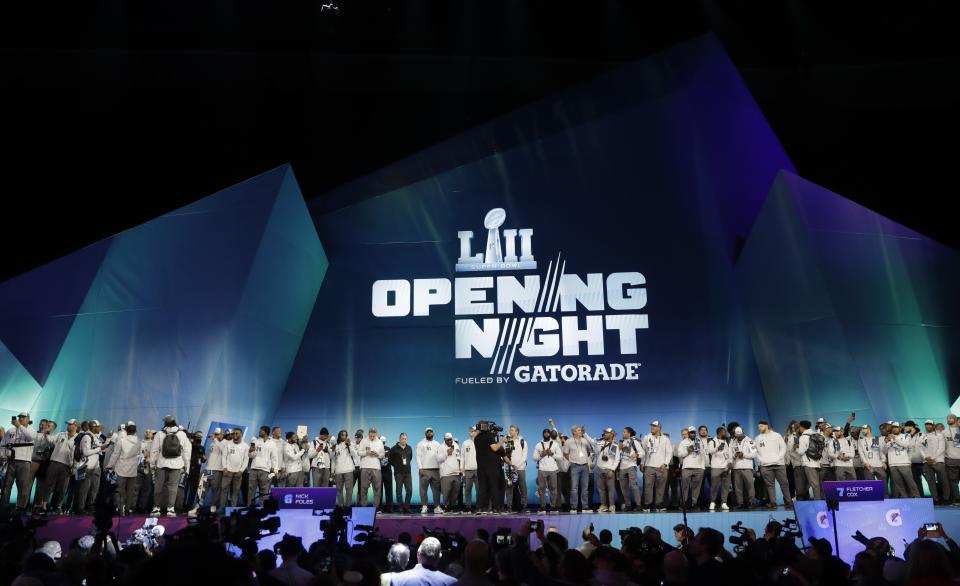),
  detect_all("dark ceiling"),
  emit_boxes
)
[2,1,959,283]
